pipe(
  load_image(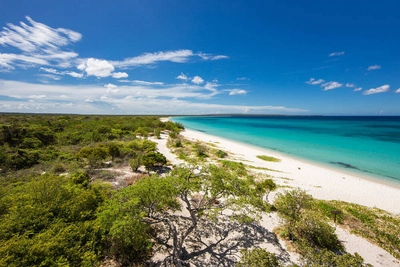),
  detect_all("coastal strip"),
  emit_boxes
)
[179,128,400,215]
